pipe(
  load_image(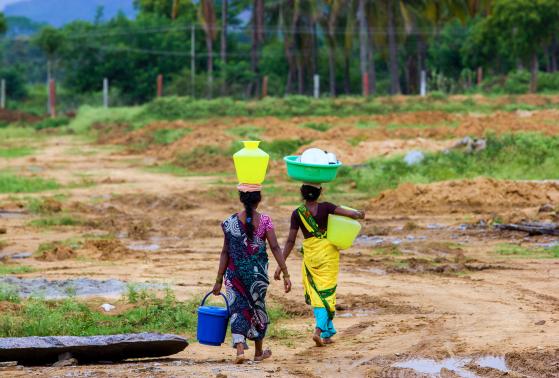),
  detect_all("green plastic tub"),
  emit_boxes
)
[284,156,342,183]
